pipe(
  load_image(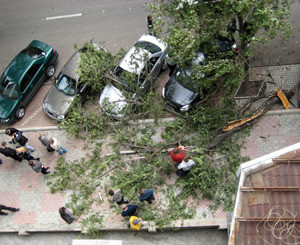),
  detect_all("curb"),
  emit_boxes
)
[1,109,299,133]
[0,218,227,235]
